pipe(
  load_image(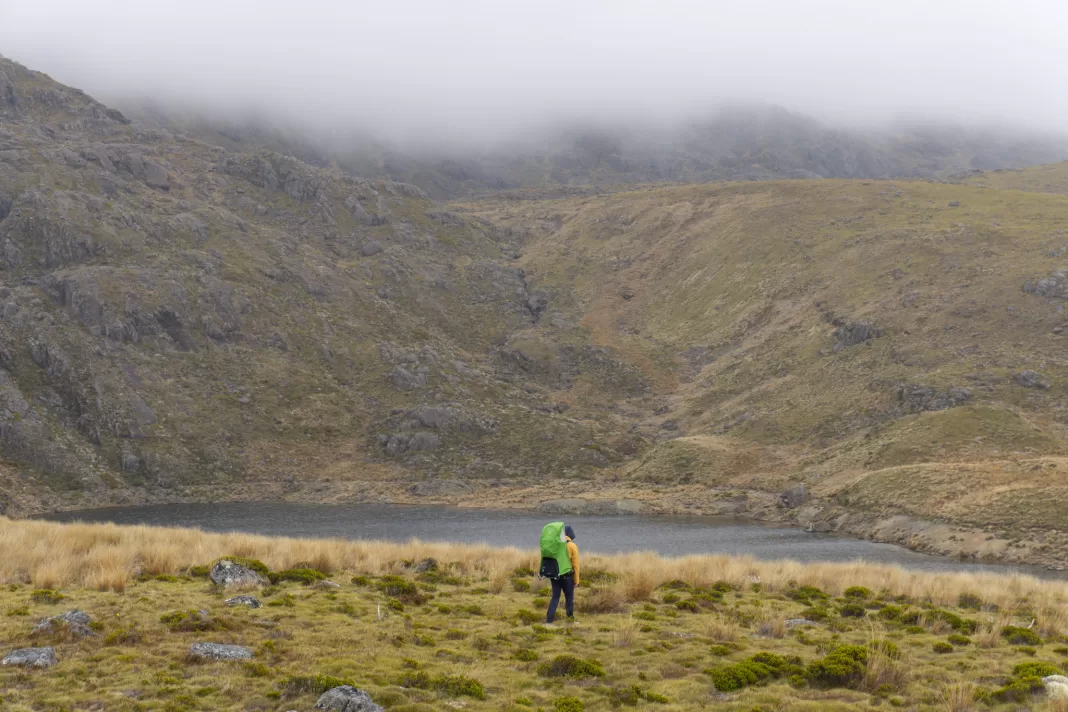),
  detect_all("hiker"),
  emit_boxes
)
[539,522,581,624]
